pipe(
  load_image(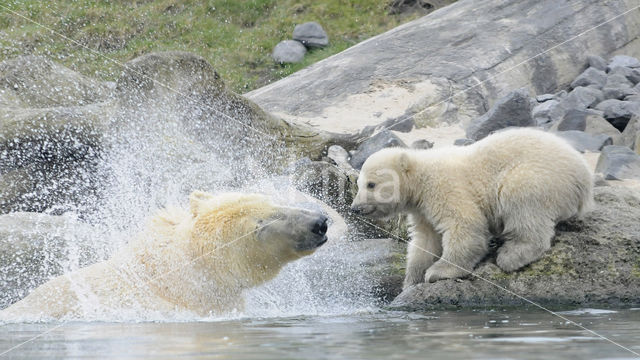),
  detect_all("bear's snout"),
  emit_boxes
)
[311,216,328,236]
